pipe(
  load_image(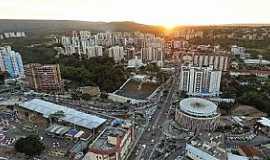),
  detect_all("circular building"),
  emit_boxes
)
[175,98,220,132]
